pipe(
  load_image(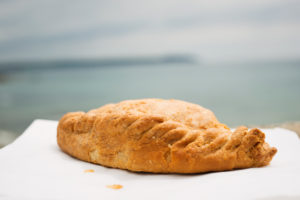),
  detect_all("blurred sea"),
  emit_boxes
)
[0,60,300,138]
